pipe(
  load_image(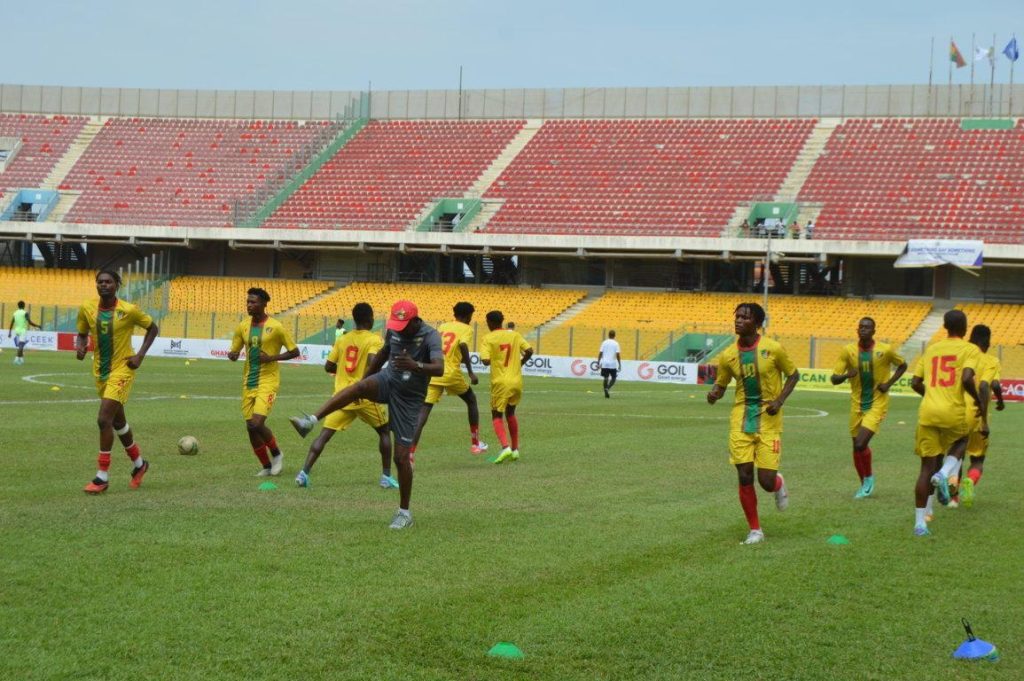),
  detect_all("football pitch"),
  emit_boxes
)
[2,352,1022,680]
